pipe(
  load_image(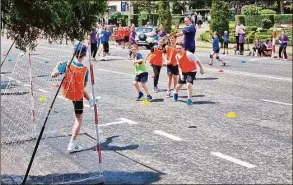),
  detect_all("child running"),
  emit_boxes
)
[209,31,226,66]
[173,42,205,105]
[163,35,178,97]
[51,42,95,152]
[145,38,164,93]
[131,44,153,101]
